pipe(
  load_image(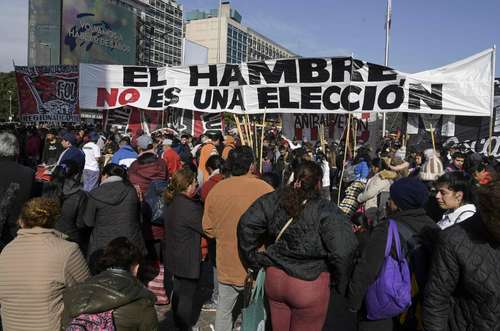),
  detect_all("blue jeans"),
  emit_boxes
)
[83,169,100,191]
